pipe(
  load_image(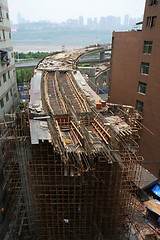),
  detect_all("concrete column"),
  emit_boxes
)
[100,52,105,62]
